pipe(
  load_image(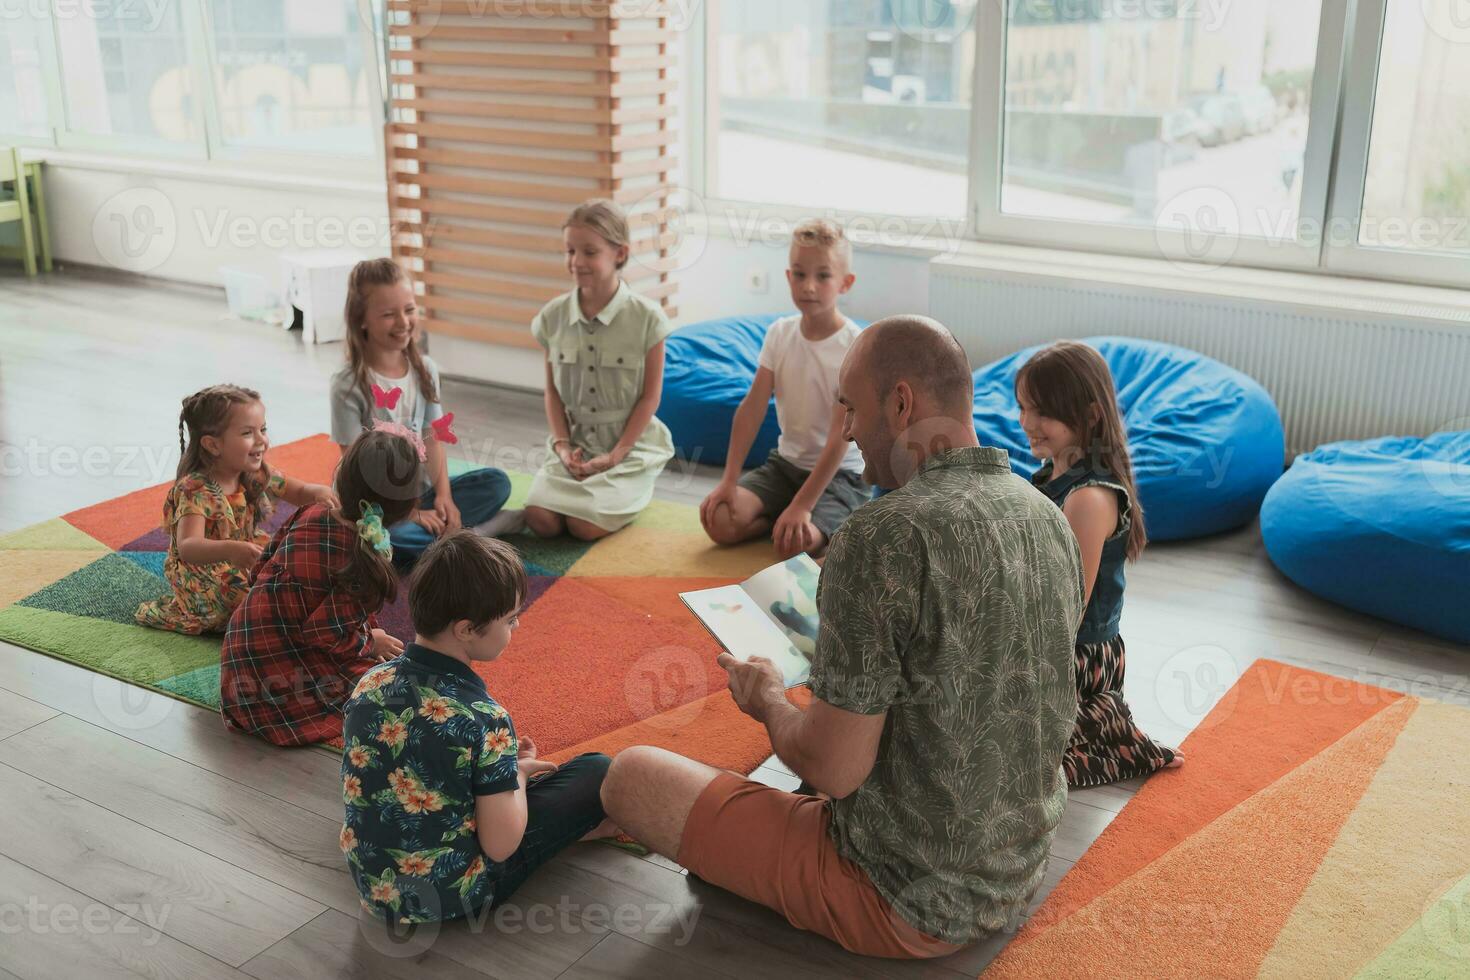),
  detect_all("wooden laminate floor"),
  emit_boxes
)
[2,267,1467,979]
